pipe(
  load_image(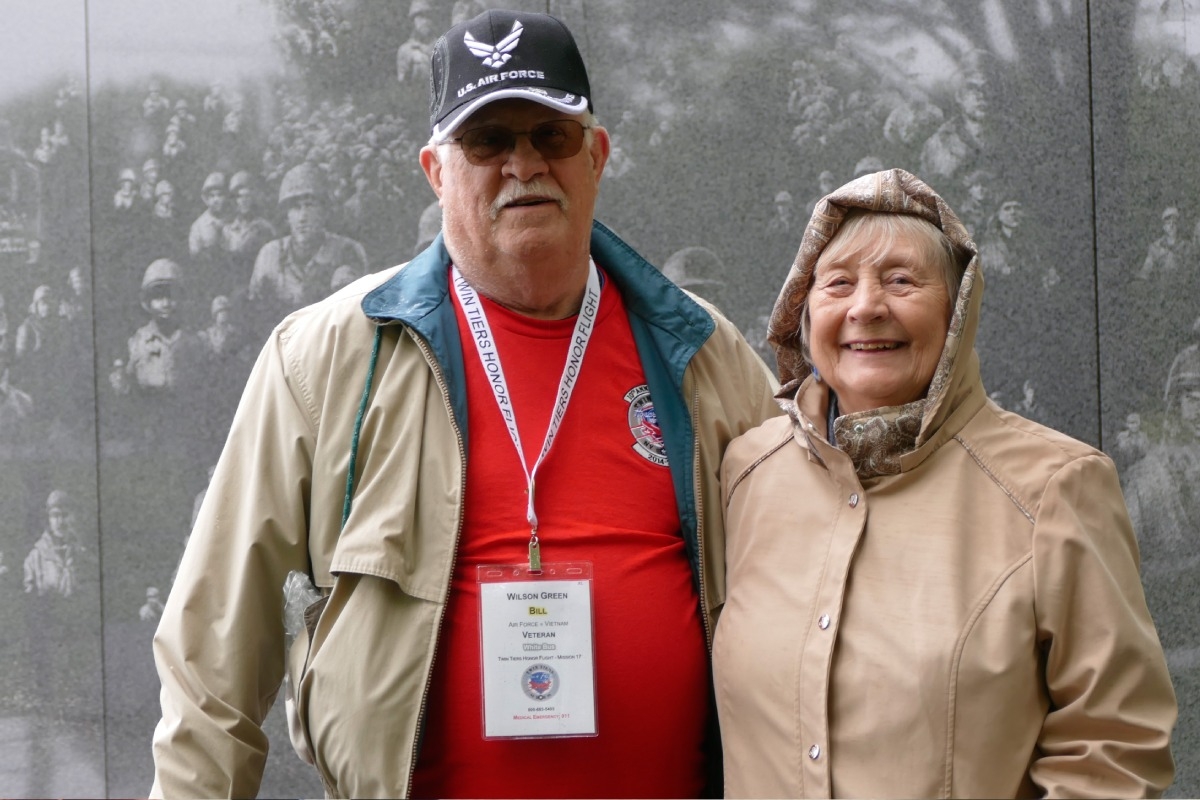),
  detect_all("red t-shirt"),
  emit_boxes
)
[410,268,710,799]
